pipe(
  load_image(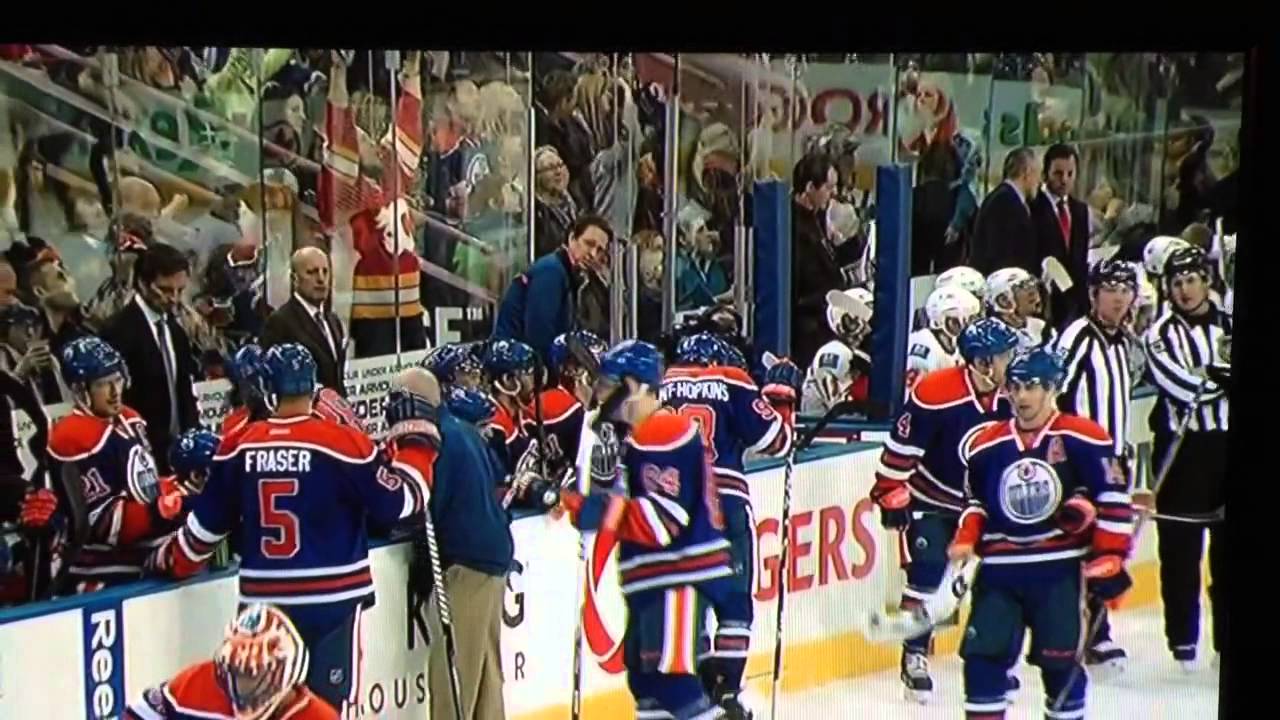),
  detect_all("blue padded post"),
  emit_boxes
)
[752,179,790,360]
[870,164,912,421]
